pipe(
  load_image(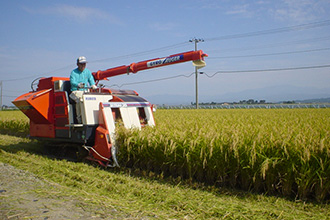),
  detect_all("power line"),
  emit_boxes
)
[105,64,330,88]
[1,42,190,82]
[3,20,330,83]
[90,41,190,64]
[107,72,195,88]
[202,64,330,78]
[2,64,74,82]
[208,47,330,59]
[2,95,19,98]
[207,35,330,53]
[205,19,330,42]
[3,64,330,99]
[3,89,28,93]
